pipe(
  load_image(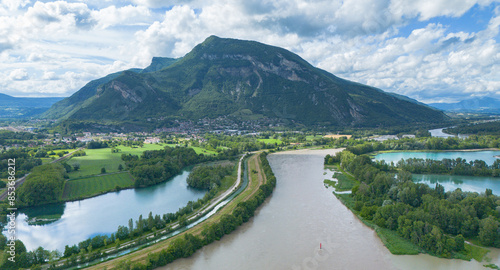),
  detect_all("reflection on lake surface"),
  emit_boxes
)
[412,174,500,194]
[376,150,500,195]
[4,169,206,251]
[161,149,495,270]
[375,150,500,166]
